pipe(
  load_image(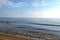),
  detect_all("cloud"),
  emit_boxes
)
[0,0,27,7]
[32,0,39,7]
[0,0,49,7]
[41,0,48,6]
[32,0,48,7]
[0,0,3,6]
[32,2,39,7]
[55,0,60,4]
